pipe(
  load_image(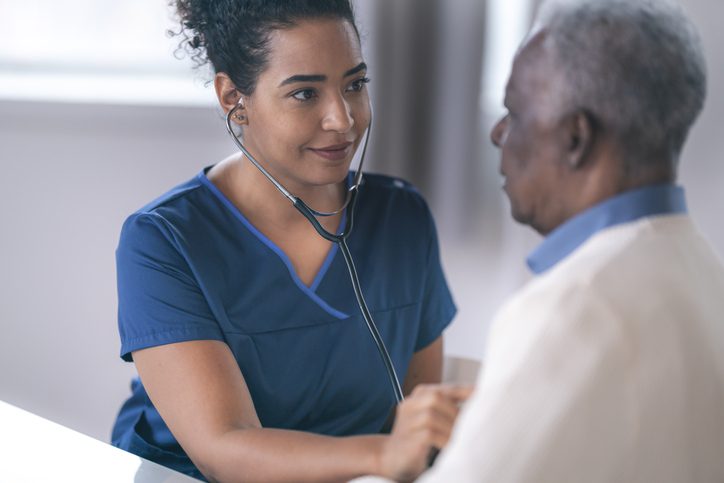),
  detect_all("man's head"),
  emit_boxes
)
[491,0,707,235]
